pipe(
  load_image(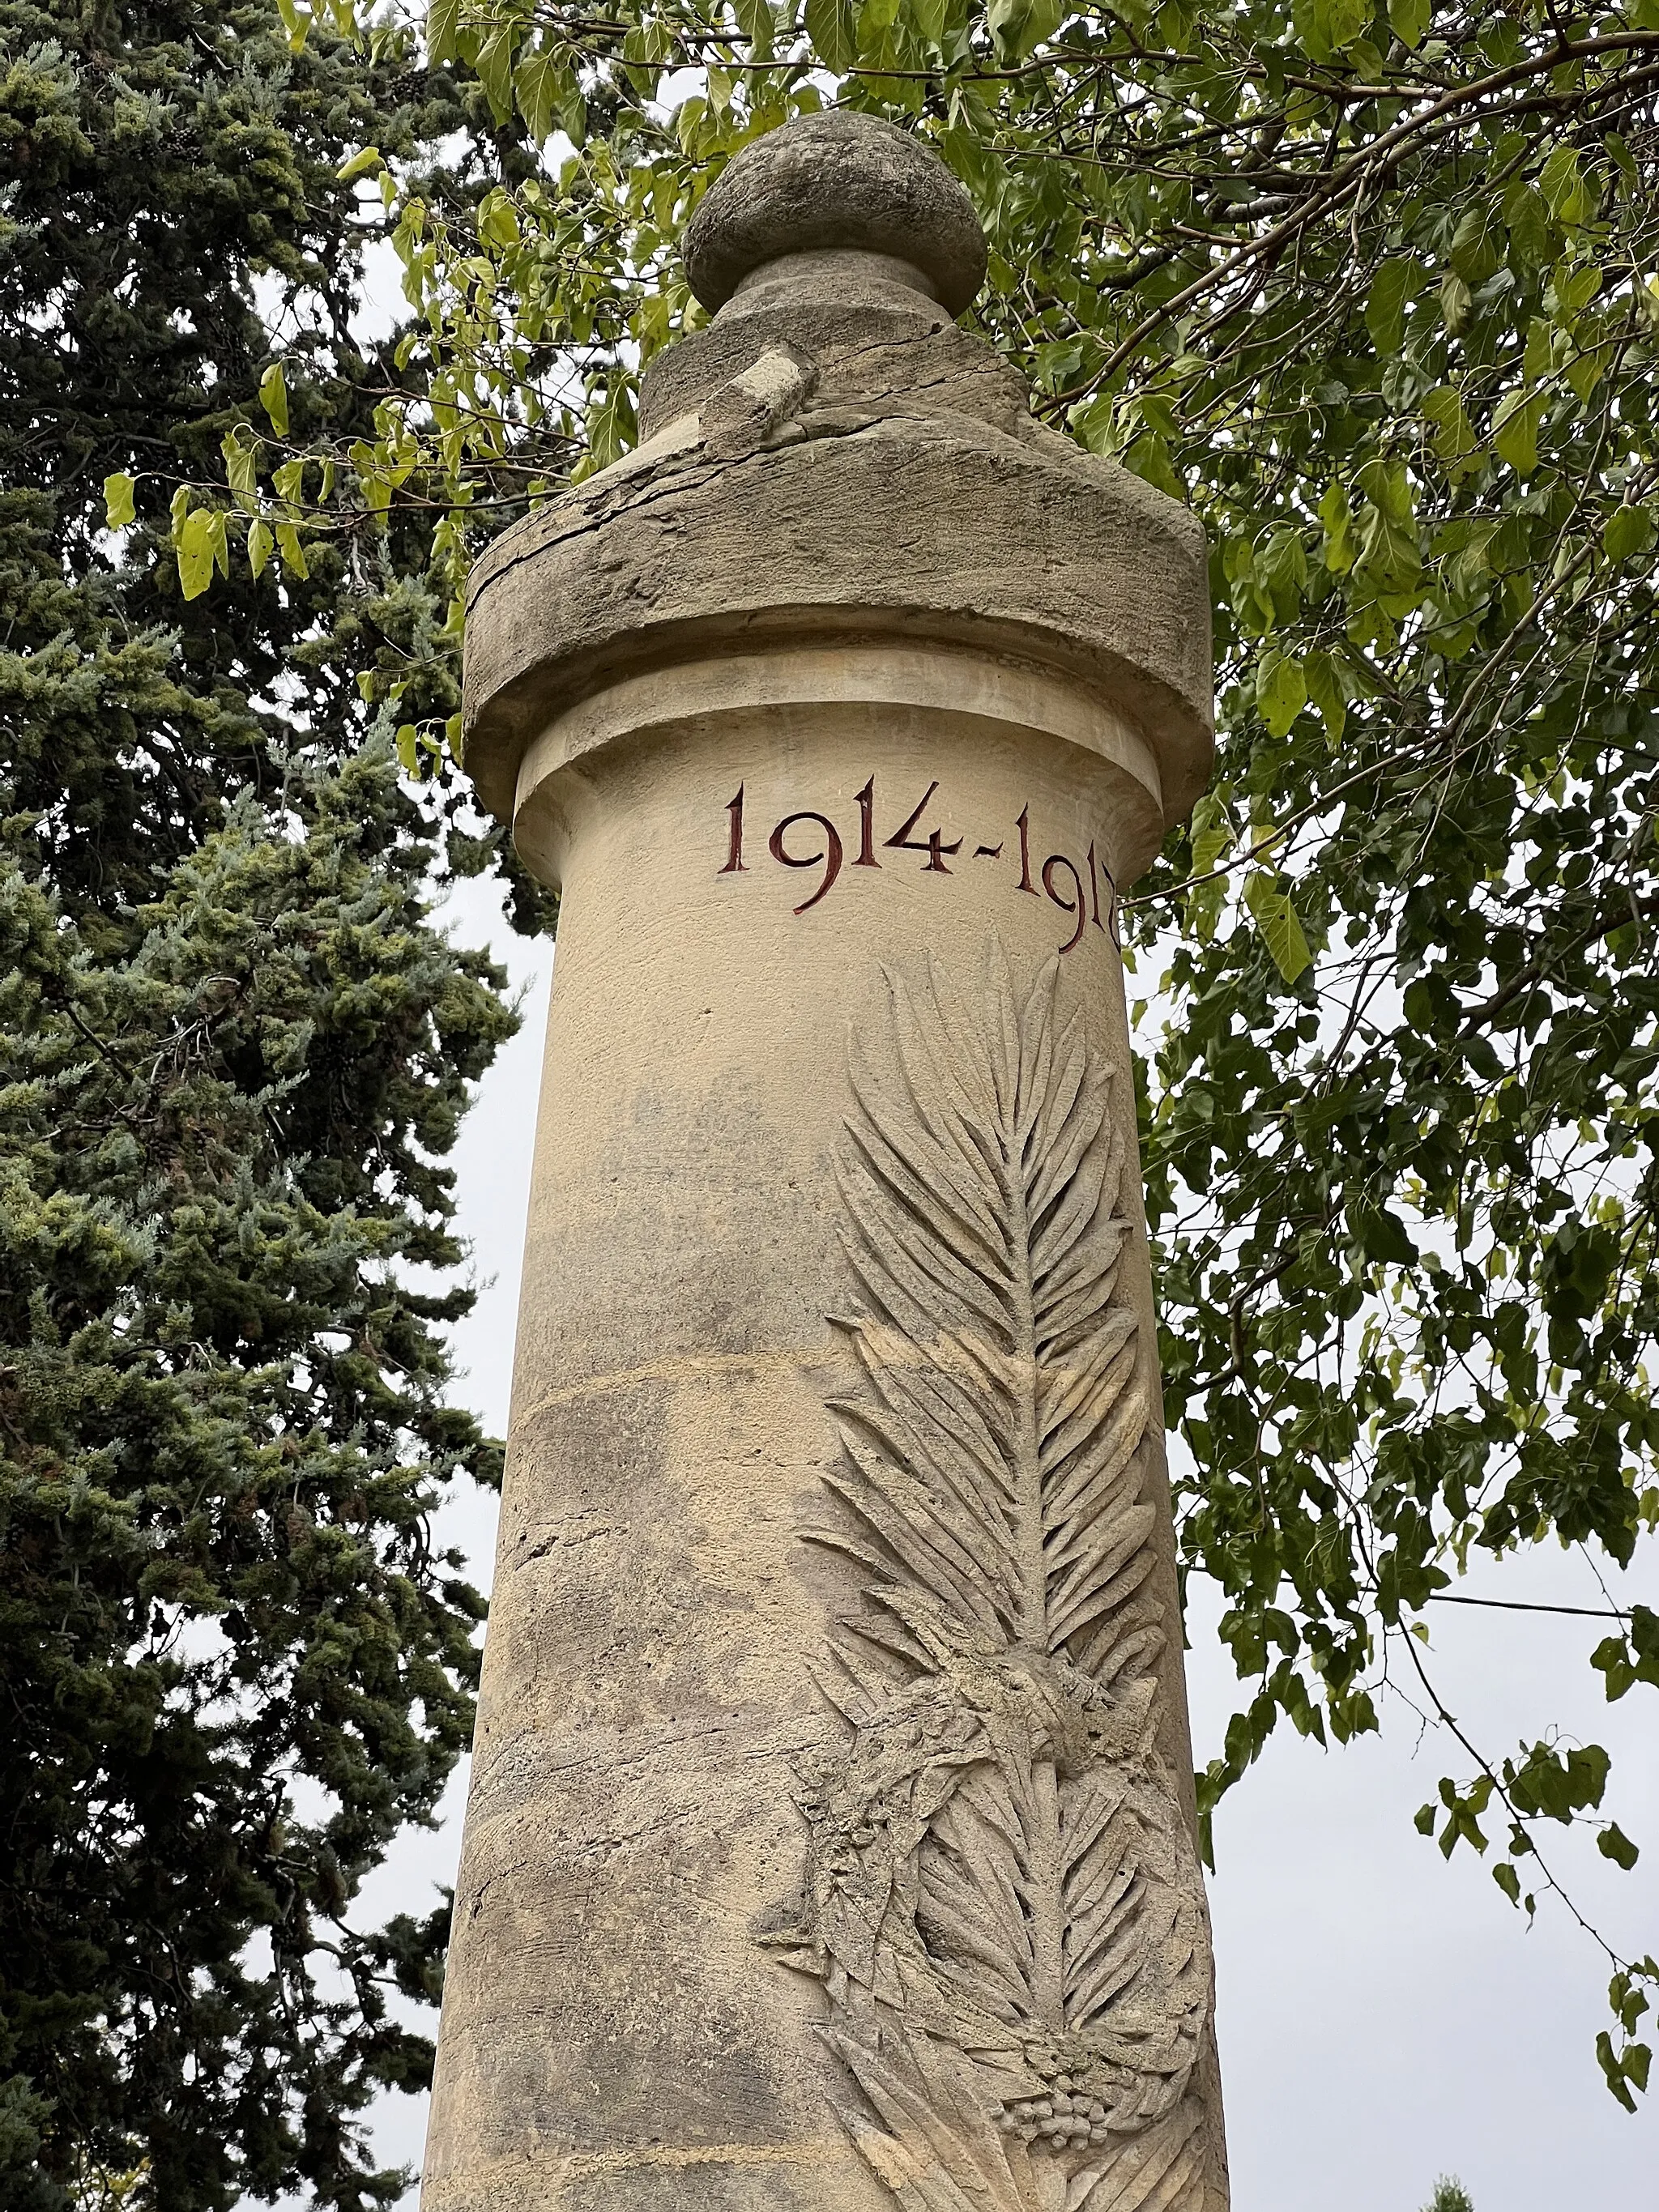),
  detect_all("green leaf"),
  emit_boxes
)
[103,471,136,530]
[1599,1823,1640,1870]
[247,518,273,579]
[1319,480,1355,573]
[1492,389,1546,477]
[275,522,309,579]
[395,722,421,774]
[176,506,218,601]
[1439,268,1472,336]
[987,0,1064,60]
[1593,1607,1659,1701]
[1355,456,1414,526]
[1493,1860,1521,1905]
[804,0,859,69]
[476,23,516,123]
[272,456,307,509]
[1524,314,1557,384]
[1188,794,1233,880]
[1354,459,1421,594]
[1388,0,1429,47]
[1422,385,1478,479]
[1256,651,1307,738]
[258,362,289,438]
[336,145,382,183]
[1243,872,1311,983]
[1297,0,1368,64]
[1366,258,1413,355]
[426,0,458,64]
[221,432,259,507]
[514,45,561,143]
[1448,205,1499,284]
[1540,143,1579,213]
[1304,649,1348,744]
[620,15,673,88]
[1550,258,1603,326]
[1567,345,1609,403]
[1183,795,1234,942]
[732,0,776,52]
[476,189,520,249]
[1258,527,1307,620]
[1123,429,1181,498]
[556,76,586,147]
[1604,506,1655,565]
[1502,177,1553,267]
[581,376,637,475]
[1599,2032,1639,2112]
[1541,145,1597,229]
[1350,1200,1416,1268]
